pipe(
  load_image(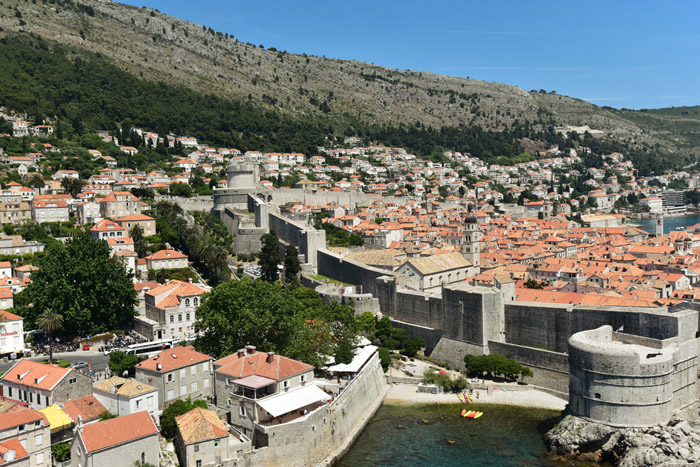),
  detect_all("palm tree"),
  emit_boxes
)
[36,310,64,364]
